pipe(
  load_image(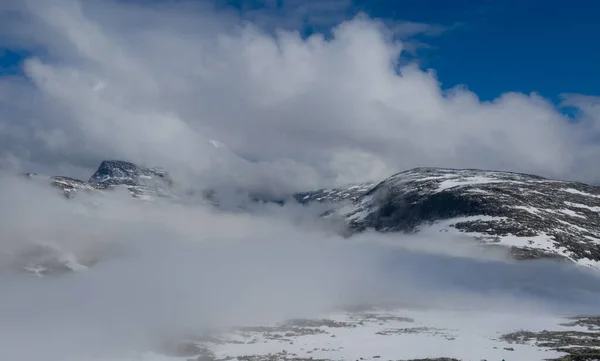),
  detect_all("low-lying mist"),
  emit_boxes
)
[0,175,599,360]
